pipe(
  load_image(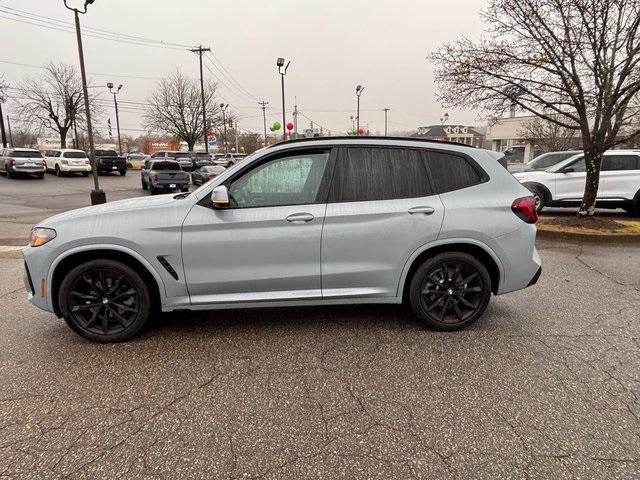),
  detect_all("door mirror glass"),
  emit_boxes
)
[211,185,230,207]
[562,167,574,173]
